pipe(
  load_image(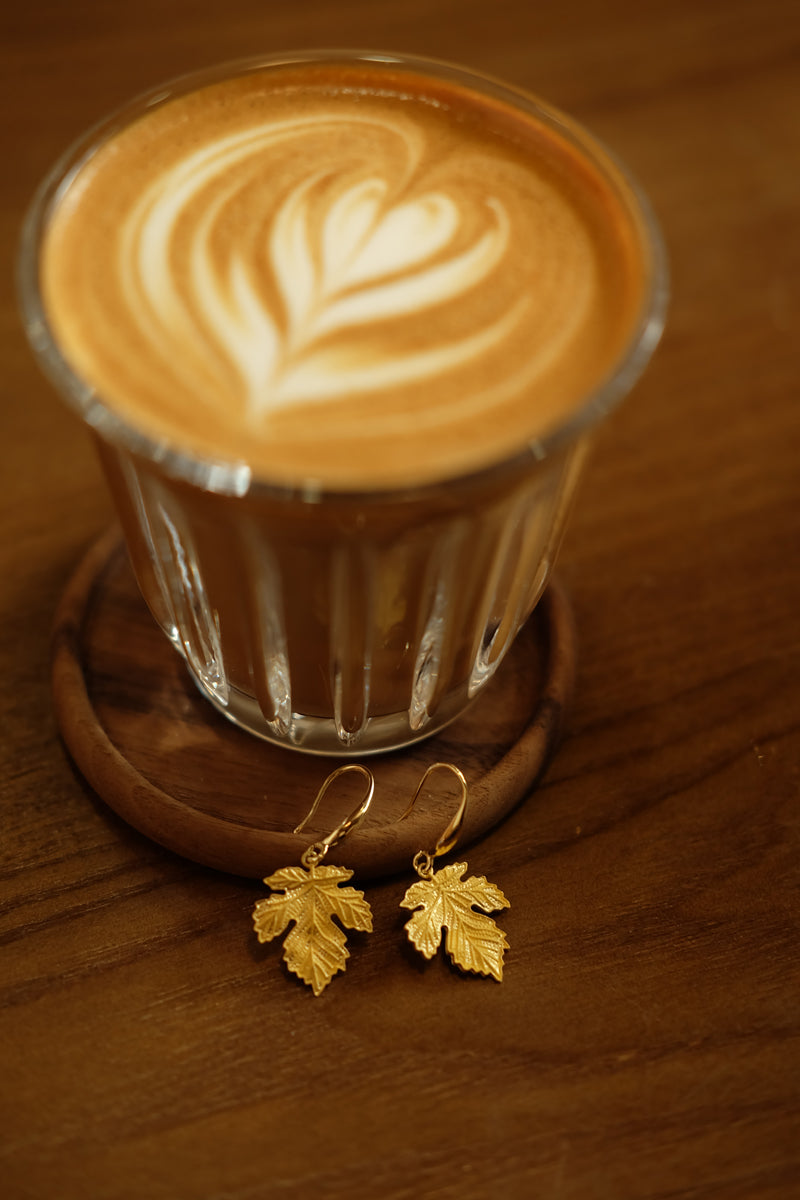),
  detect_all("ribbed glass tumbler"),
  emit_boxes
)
[93,436,588,754]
